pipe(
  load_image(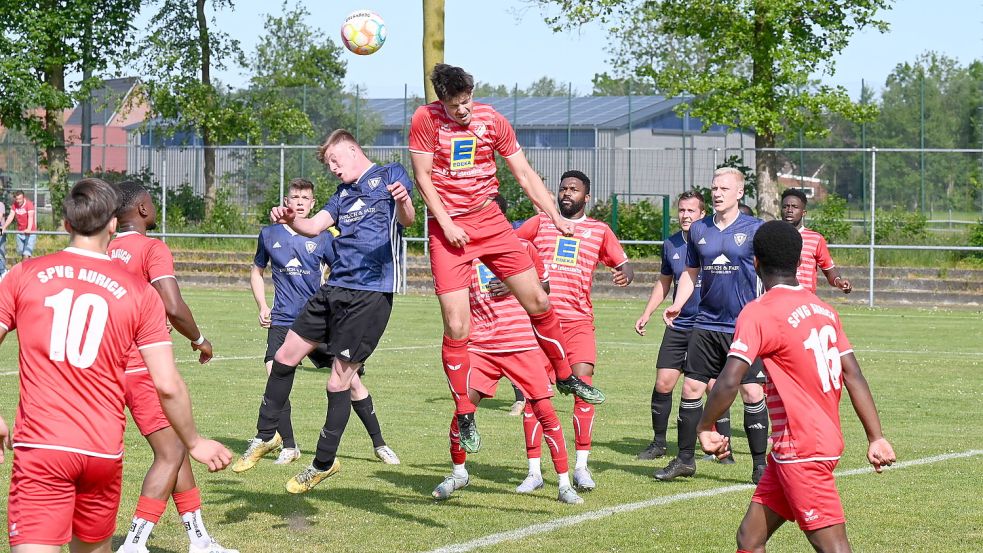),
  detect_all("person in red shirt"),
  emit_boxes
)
[0,178,230,553]
[2,190,38,261]
[781,189,852,295]
[409,64,603,453]
[516,170,633,490]
[107,181,236,553]
[431,196,582,505]
[697,220,895,553]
